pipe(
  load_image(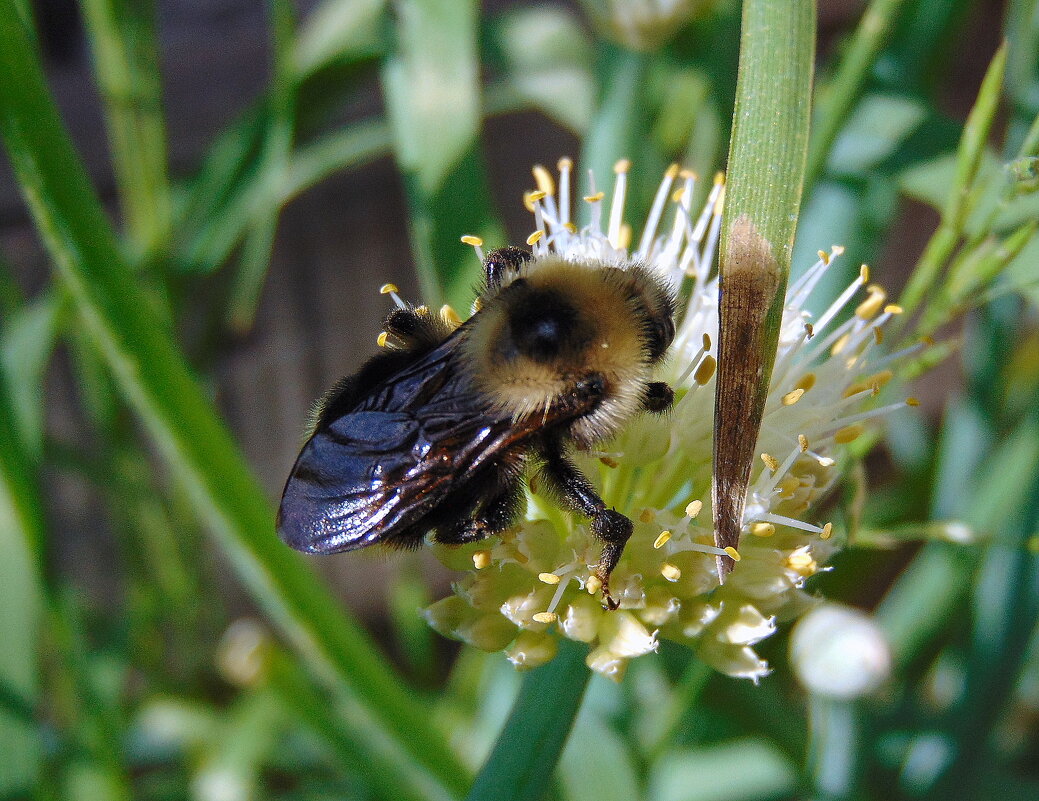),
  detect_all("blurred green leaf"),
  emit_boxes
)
[0,9,467,799]
[648,739,798,801]
[465,640,590,801]
[382,0,504,308]
[292,0,388,77]
[559,705,640,801]
[827,94,926,176]
[489,5,595,134]
[0,289,64,459]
